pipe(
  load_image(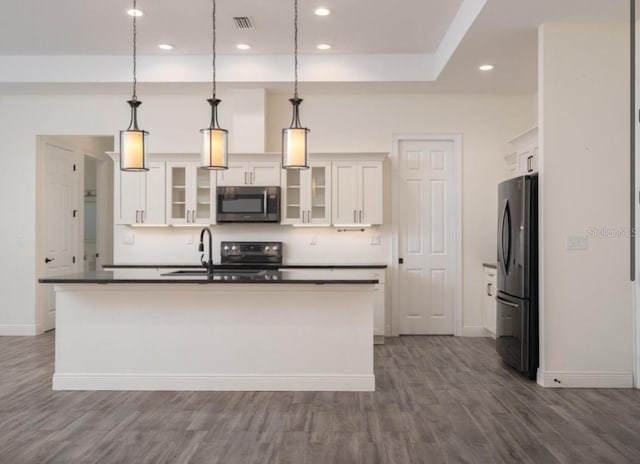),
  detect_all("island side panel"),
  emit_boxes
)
[53,284,375,391]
